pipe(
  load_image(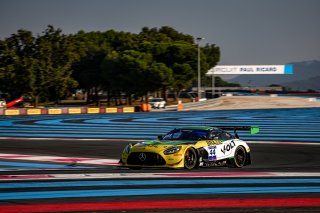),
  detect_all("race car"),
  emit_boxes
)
[119,126,259,169]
